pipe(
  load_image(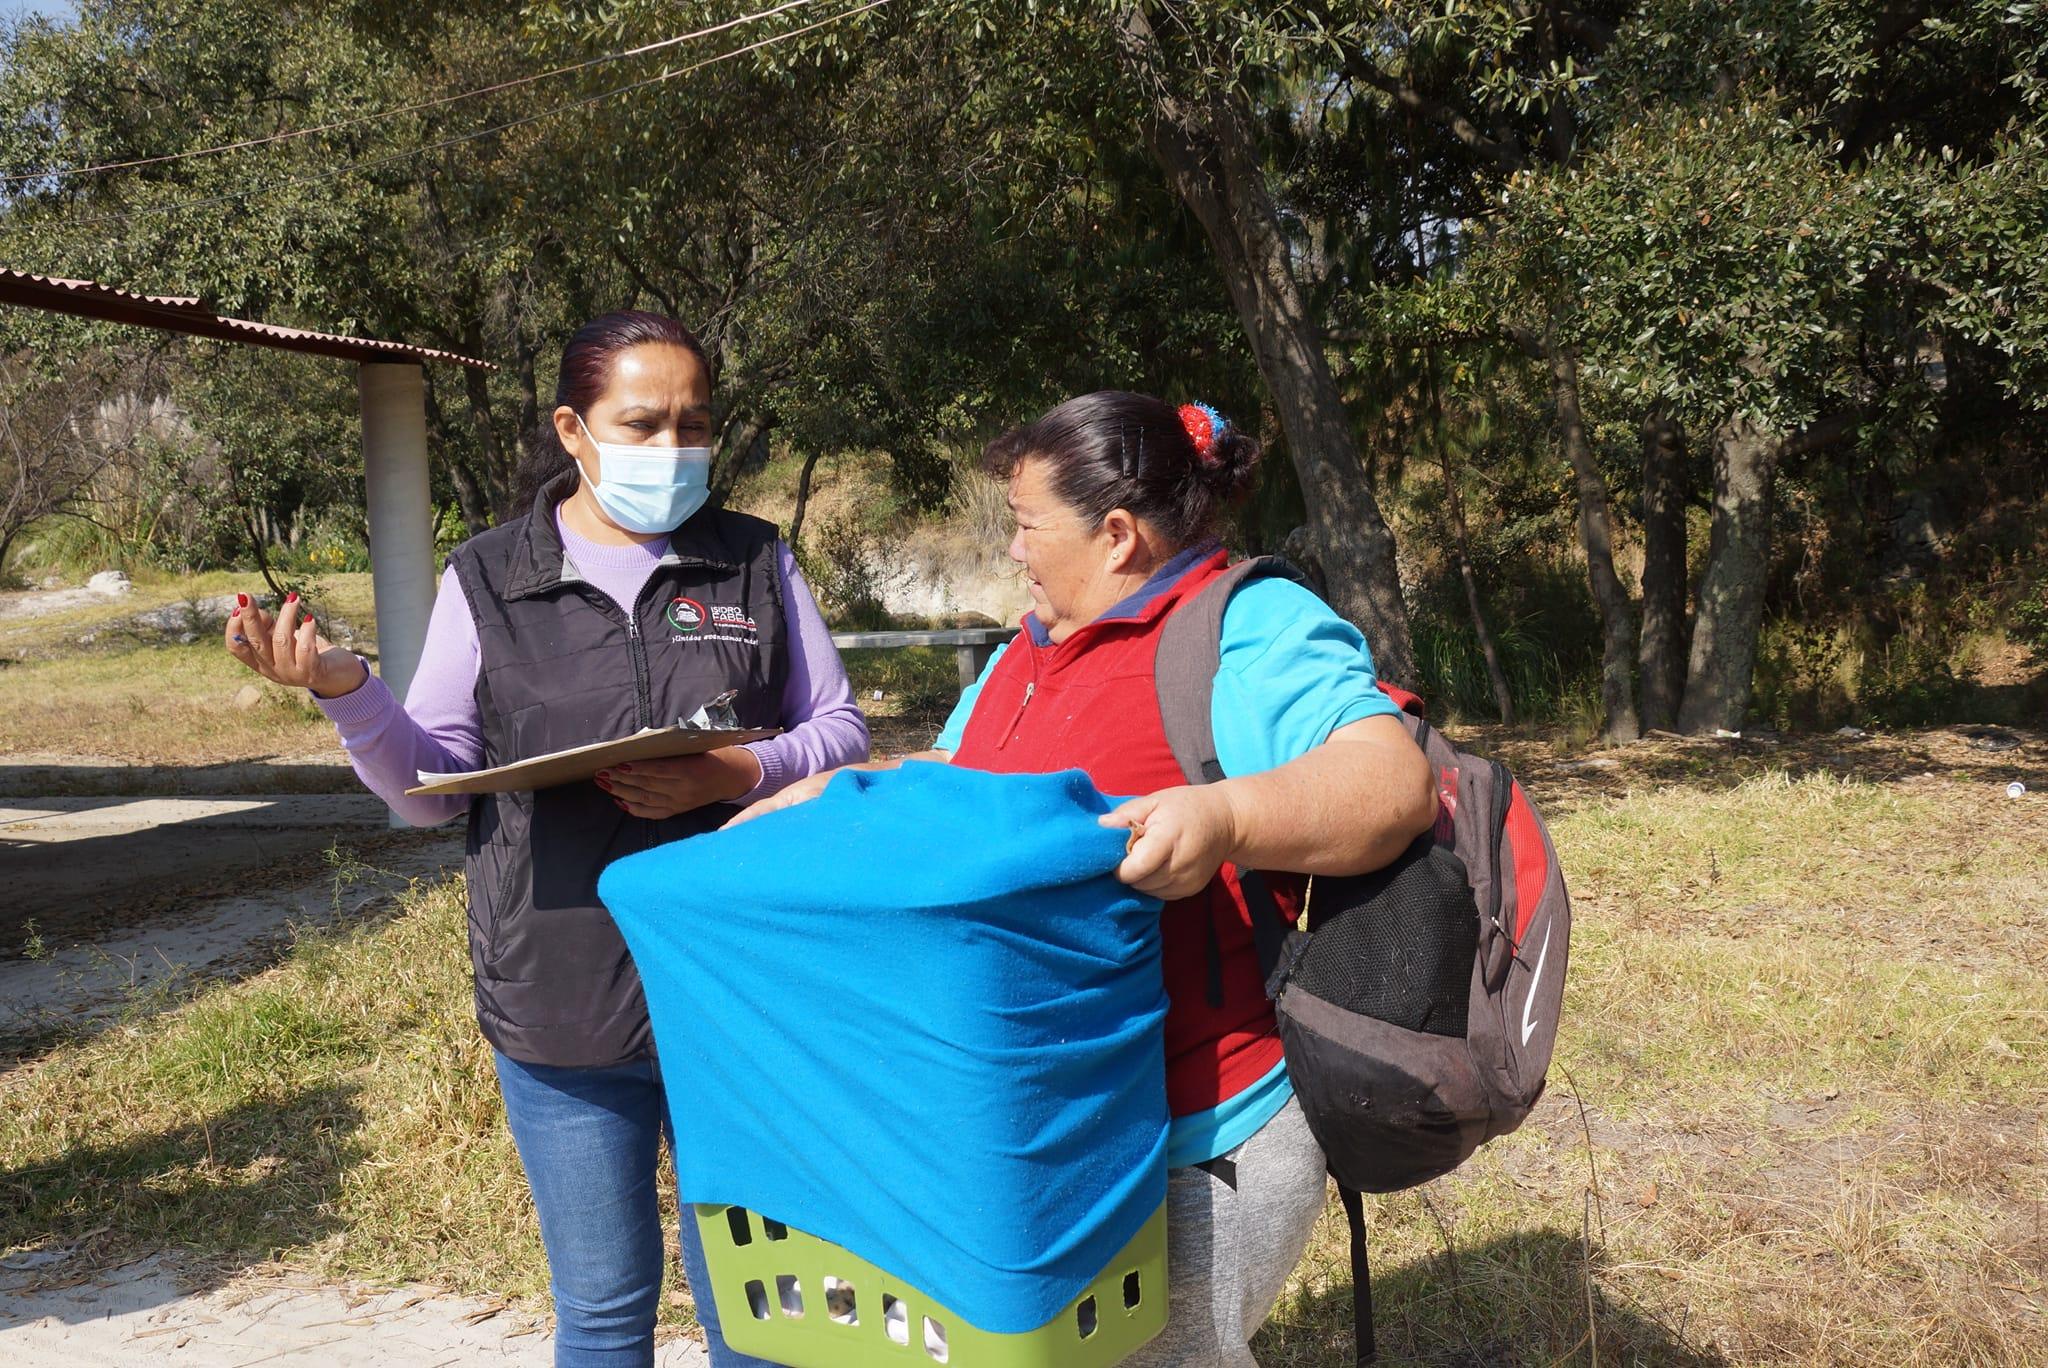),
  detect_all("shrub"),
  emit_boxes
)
[797,512,893,629]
